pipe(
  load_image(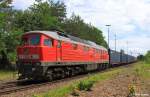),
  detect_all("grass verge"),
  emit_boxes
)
[33,66,125,97]
[133,62,150,79]
[0,70,17,81]
[127,62,150,97]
